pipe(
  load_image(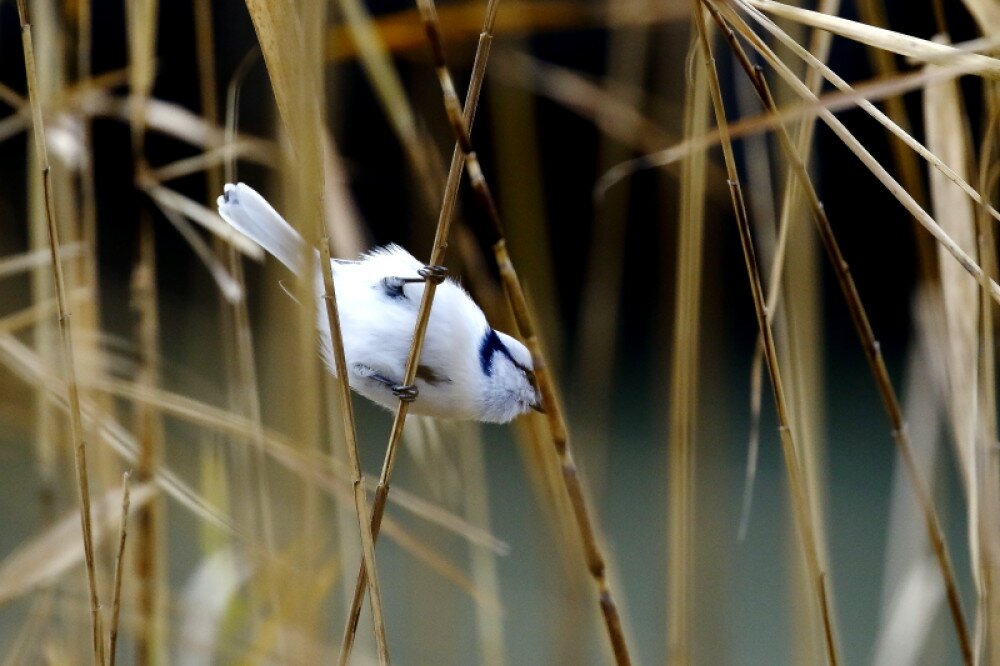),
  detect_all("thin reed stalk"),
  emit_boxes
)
[128,0,166,657]
[14,1,103,663]
[692,2,840,662]
[720,0,1000,303]
[319,242,390,664]
[666,35,709,664]
[336,1,500,661]
[130,214,165,665]
[408,0,634,660]
[705,3,975,659]
[974,99,1000,663]
[108,472,131,666]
